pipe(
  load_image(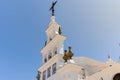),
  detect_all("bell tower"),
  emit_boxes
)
[41,15,66,64]
[37,1,66,80]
